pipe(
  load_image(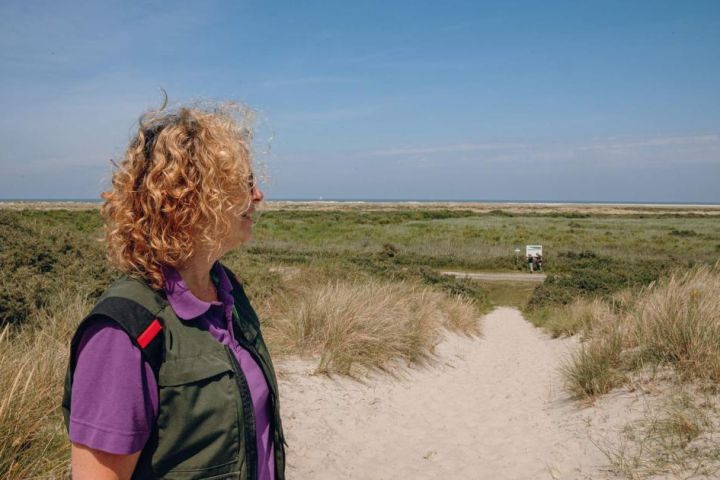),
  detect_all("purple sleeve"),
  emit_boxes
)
[69,317,159,455]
